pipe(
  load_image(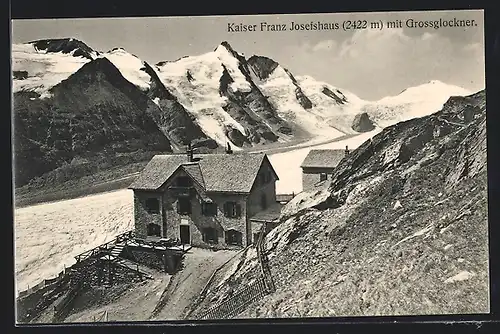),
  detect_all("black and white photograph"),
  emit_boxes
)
[11,9,488,324]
